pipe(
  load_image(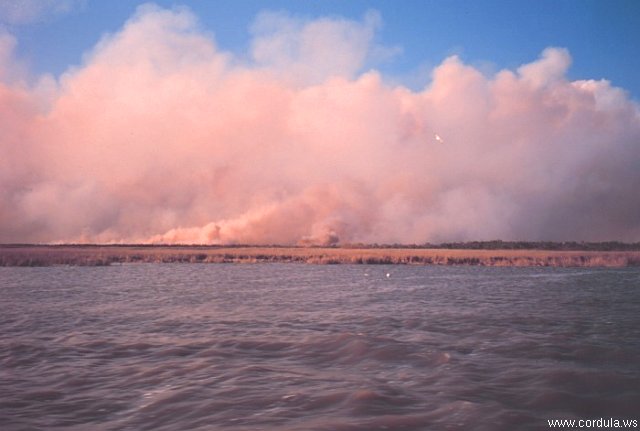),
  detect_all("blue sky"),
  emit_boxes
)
[2,0,639,100]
